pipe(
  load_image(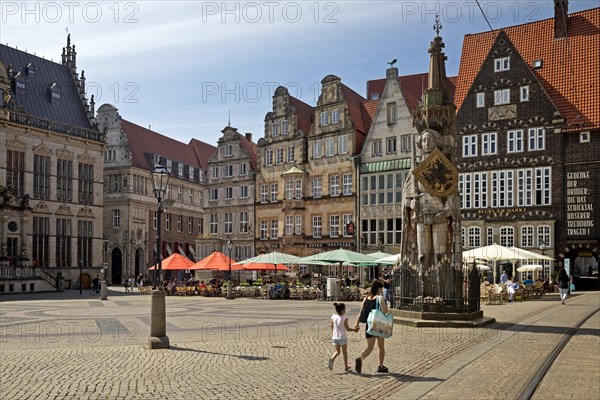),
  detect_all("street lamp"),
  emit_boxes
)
[148,160,171,349]
[226,239,234,300]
